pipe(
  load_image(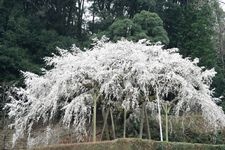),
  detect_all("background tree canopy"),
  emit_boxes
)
[1,0,225,108]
